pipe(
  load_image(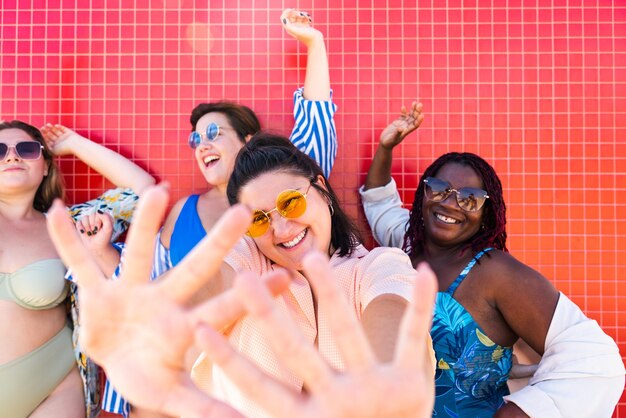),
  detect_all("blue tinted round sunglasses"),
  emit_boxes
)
[188,122,220,149]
